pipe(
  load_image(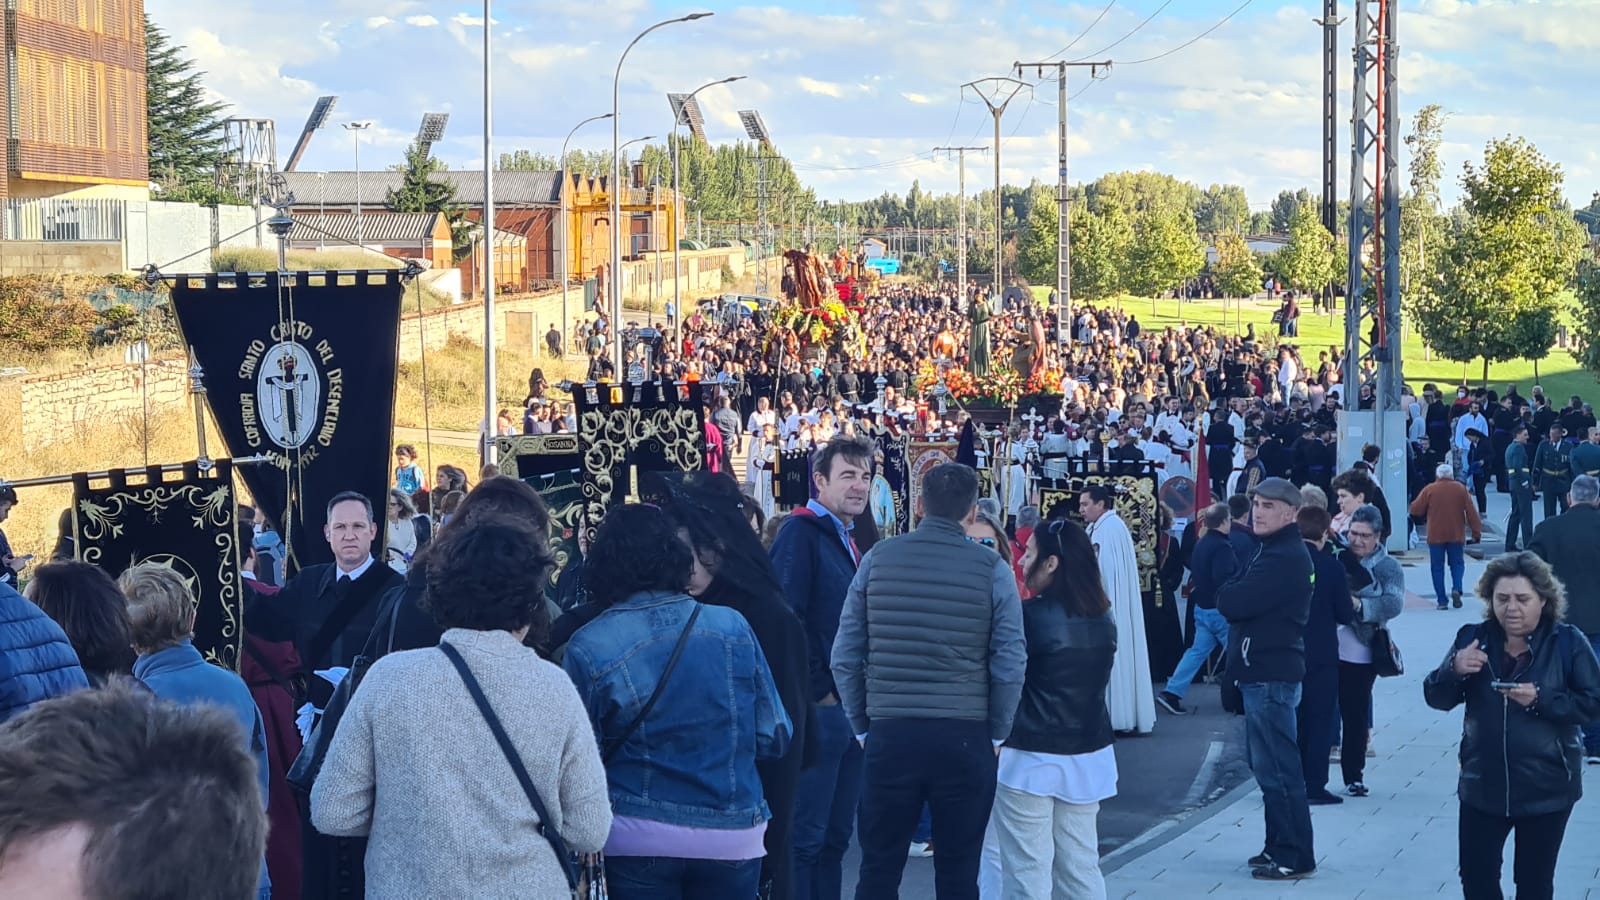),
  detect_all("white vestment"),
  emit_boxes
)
[1089,511,1156,734]
[746,437,776,518]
